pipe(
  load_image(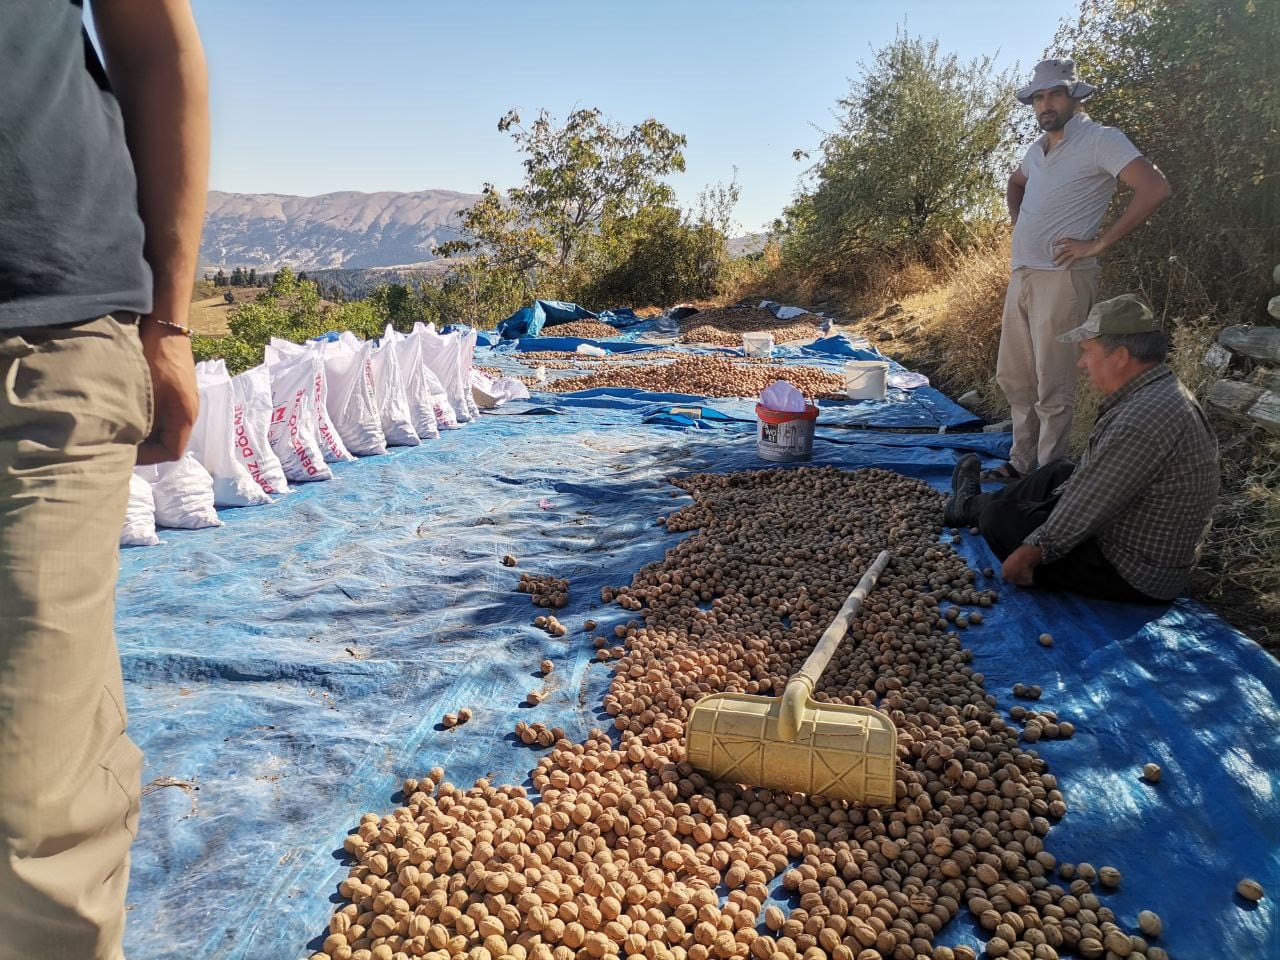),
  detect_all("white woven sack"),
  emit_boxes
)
[120,473,160,547]
[230,364,290,495]
[381,324,438,439]
[416,323,472,424]
[266,338,355,463]
[189,360,273,507]
[350,332,418,447]
[458,328,482,419]
[316,336,387,456]
[265,351,334,483]
[137,453,222,529]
